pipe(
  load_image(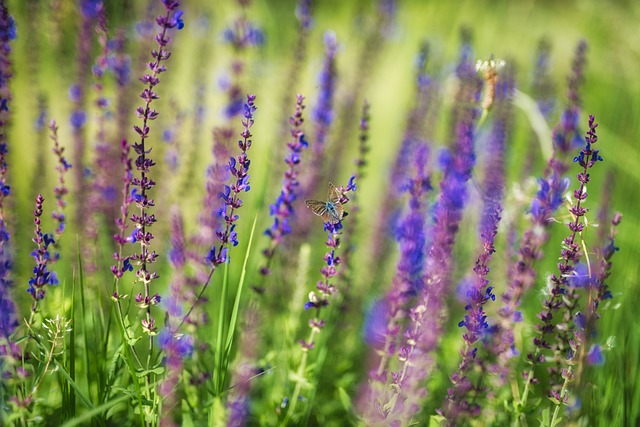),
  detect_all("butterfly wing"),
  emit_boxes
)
[326,183,344,223]
[330,202,344,224]
[327,182,341,204]
[305,200,328,218]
